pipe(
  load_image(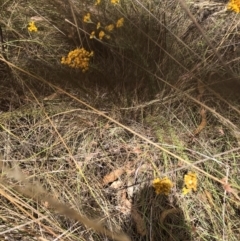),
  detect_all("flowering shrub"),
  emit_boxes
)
[63,1,124,72]
[61,48,94,72]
